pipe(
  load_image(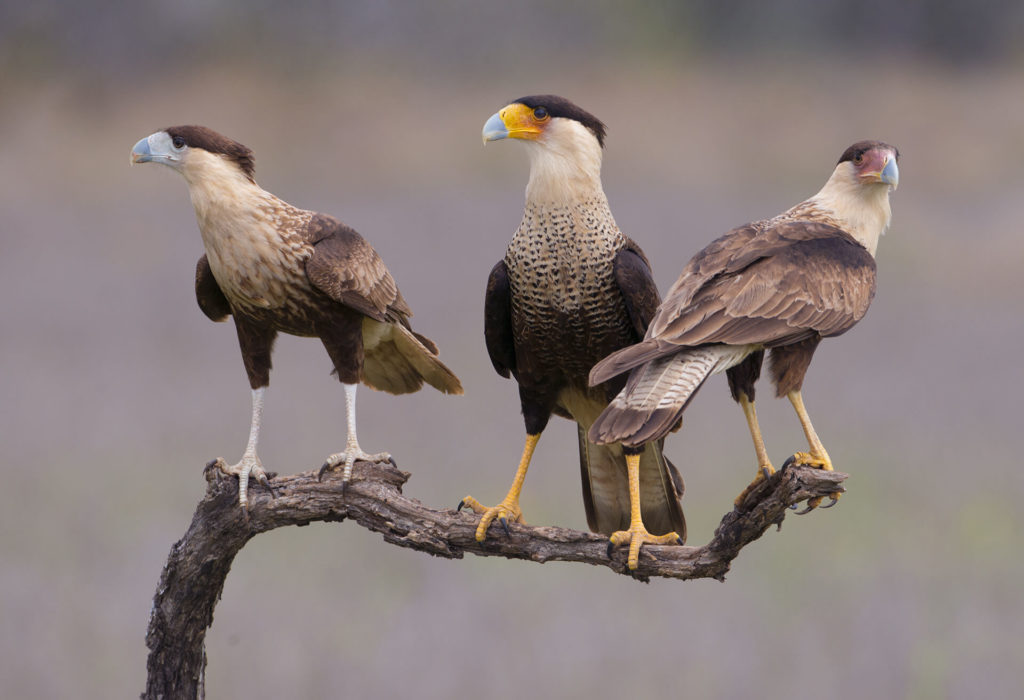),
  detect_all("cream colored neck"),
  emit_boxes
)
[522,119,605,205]
[803,162,893,257]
